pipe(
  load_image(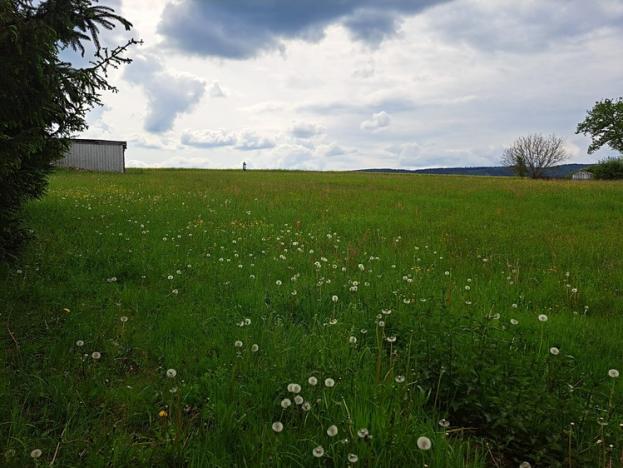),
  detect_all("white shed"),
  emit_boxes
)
[571,170,593,180]
[57,139,126,173]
